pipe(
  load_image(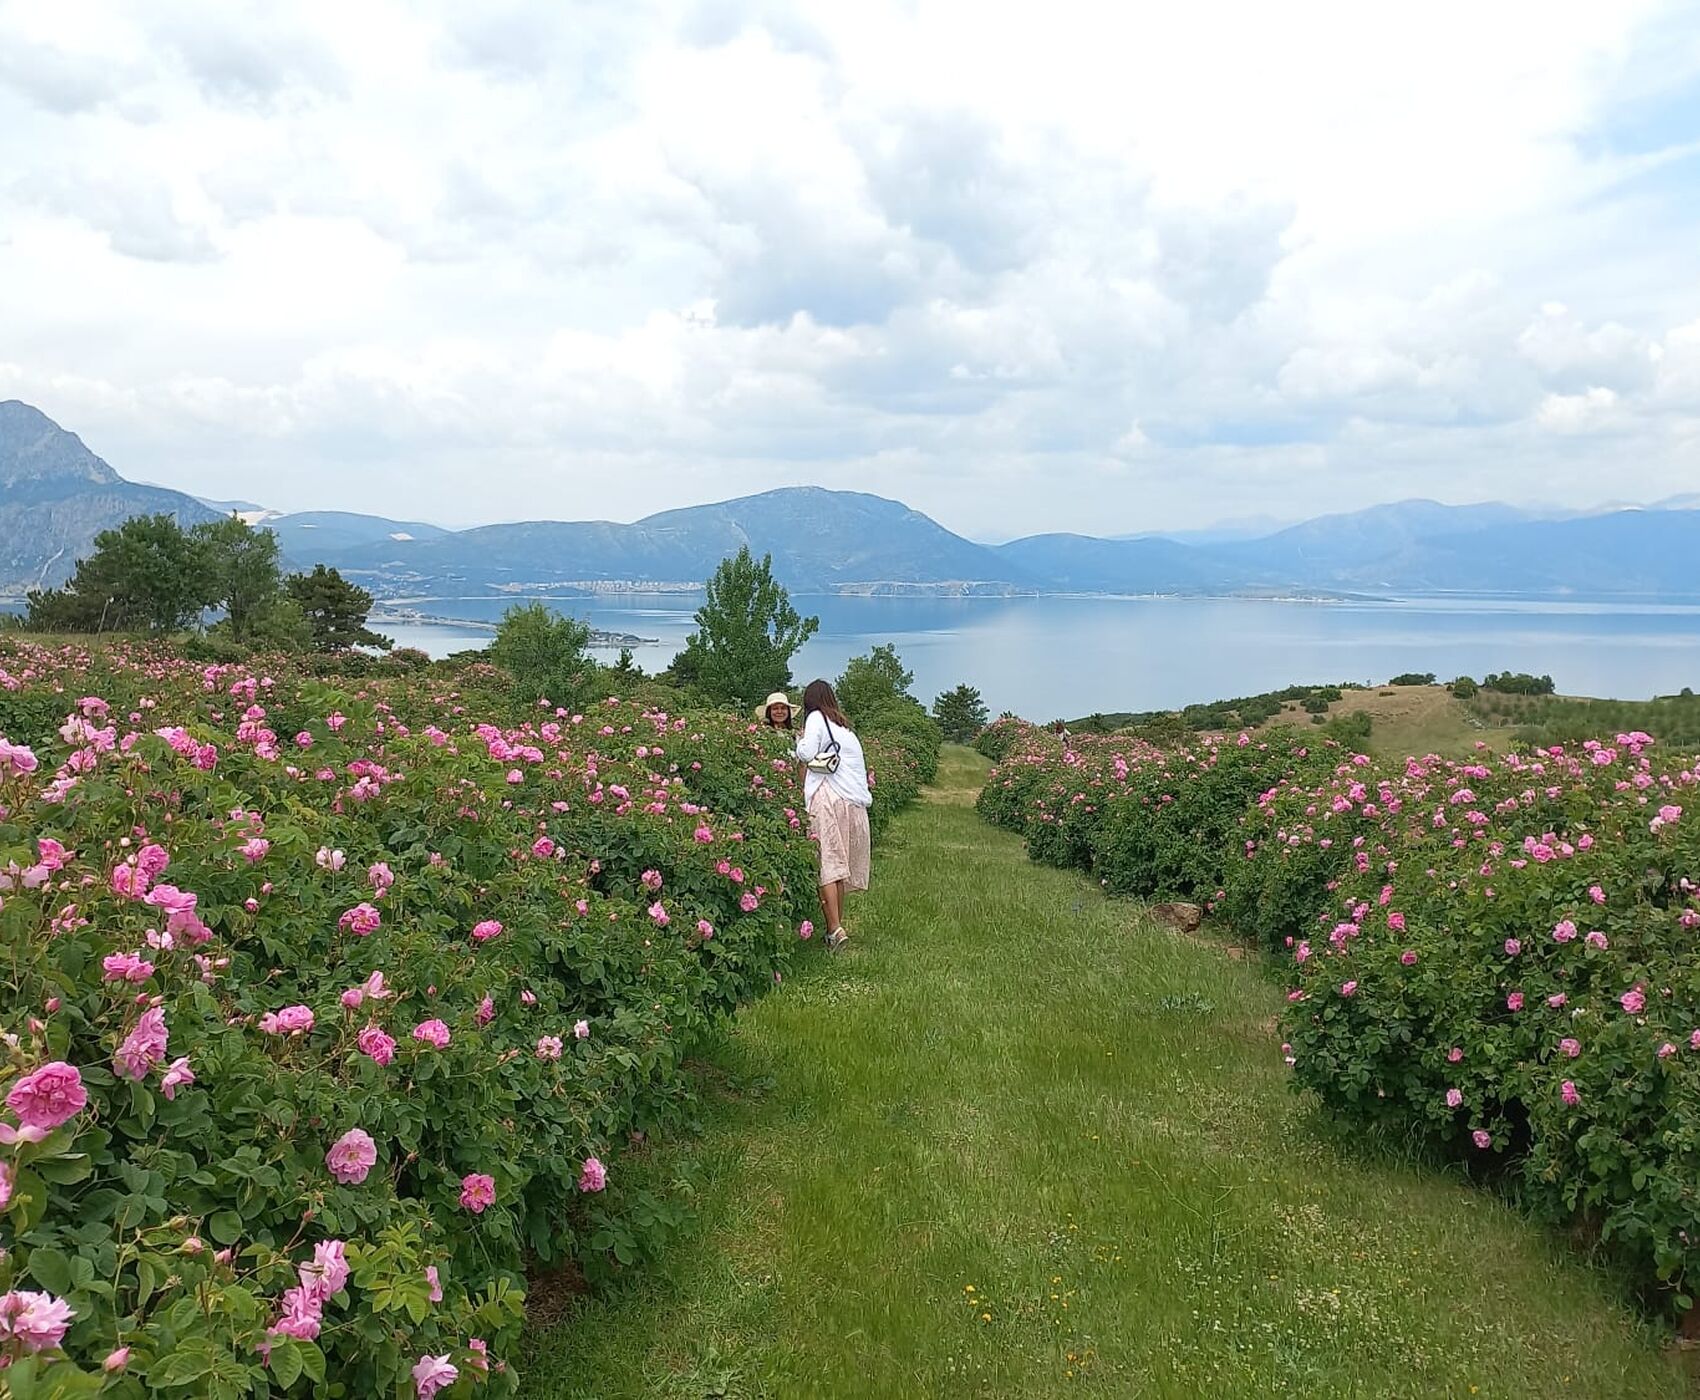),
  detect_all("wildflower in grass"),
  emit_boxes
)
[114,1006,168,1080]
[326,1128,378,1184]
[0,1290,75,1353]
[413,1019,451,1049]
[471,919,502,942]
[413,1355,458,1400]
[459,1173,496,1213]
[358,1025,396,1066]
[5,1061,86,1130]
[578,1157,607,1192]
